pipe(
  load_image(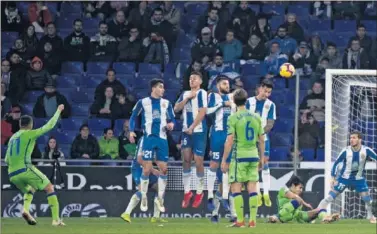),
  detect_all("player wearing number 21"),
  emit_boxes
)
[318,131,377,224]
[221,88,265,228]
[5,105,66,226]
